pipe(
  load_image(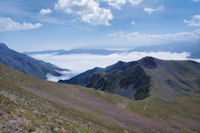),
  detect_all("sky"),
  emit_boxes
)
[0,0,200,51]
